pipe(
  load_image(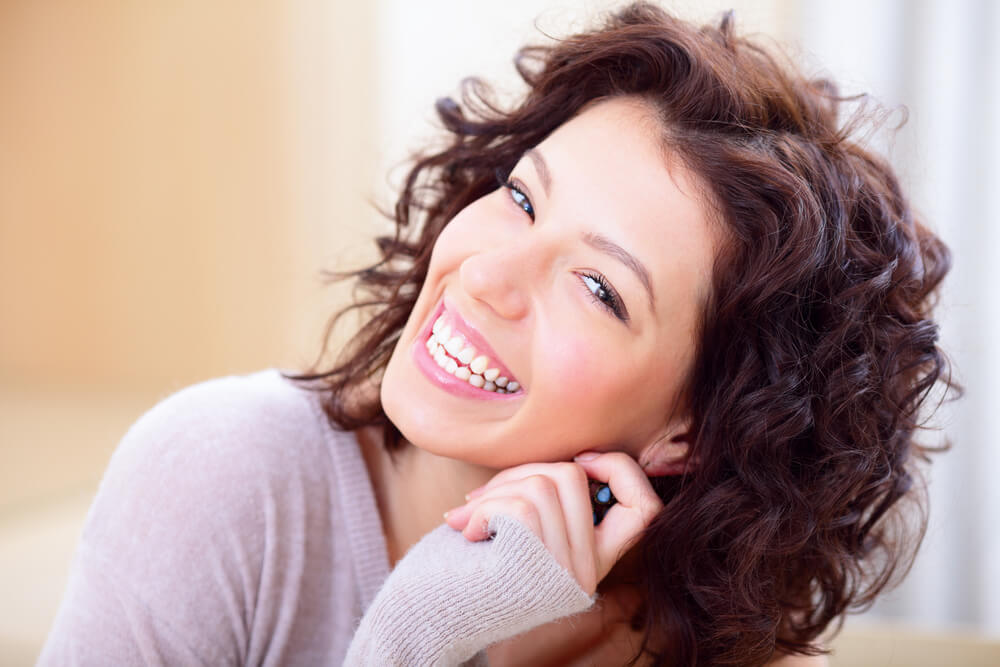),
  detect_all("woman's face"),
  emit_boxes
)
[381,97,719,470]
